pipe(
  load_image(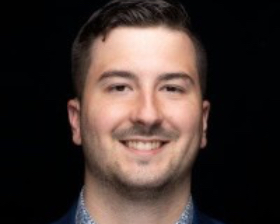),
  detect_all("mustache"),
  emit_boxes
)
[112,123,179,140]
